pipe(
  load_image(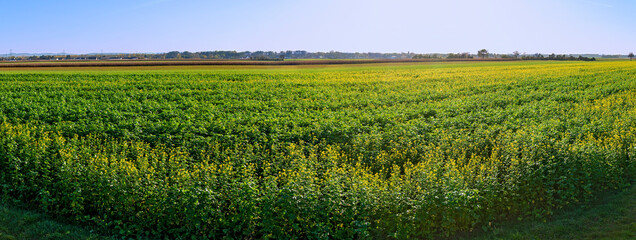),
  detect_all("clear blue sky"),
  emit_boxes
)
[1,0,634,54]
